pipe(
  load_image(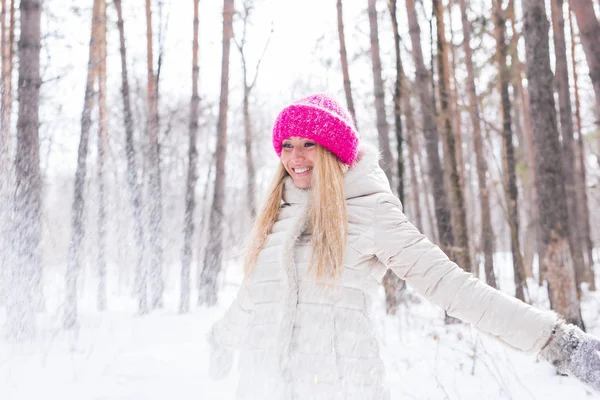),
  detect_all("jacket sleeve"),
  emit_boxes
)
[373,194,558,354]
[207,280,254,350]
